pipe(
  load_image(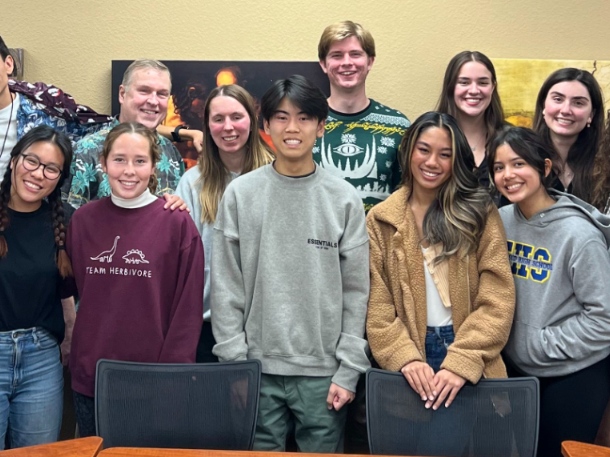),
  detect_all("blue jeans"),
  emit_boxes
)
[0,328,63,450]
[425,325,455,372]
